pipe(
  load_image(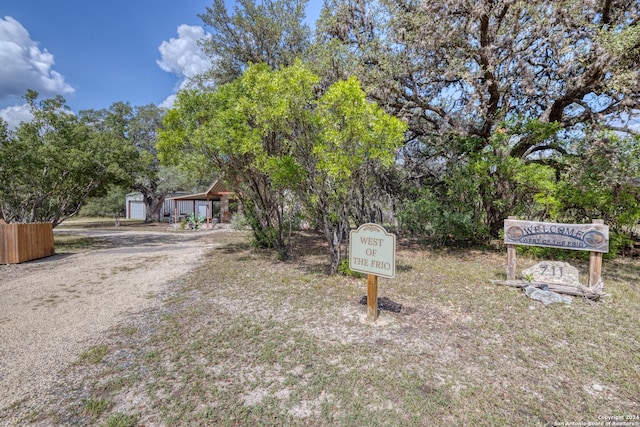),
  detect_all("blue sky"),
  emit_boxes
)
[0,0,323,128]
